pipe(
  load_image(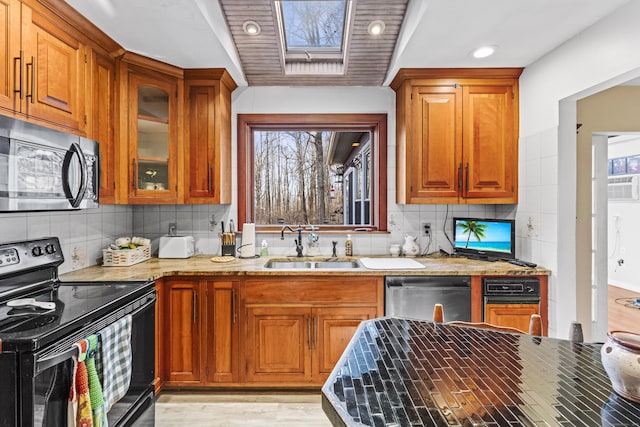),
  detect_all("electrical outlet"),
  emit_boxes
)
[423,222,431,235]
